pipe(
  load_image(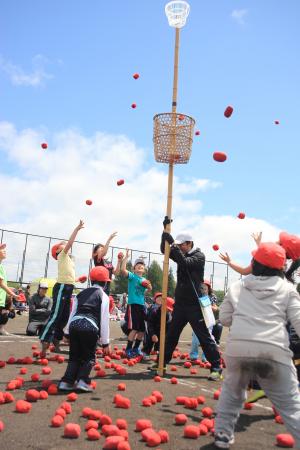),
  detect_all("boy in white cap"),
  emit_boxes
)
[121,250,152,358]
